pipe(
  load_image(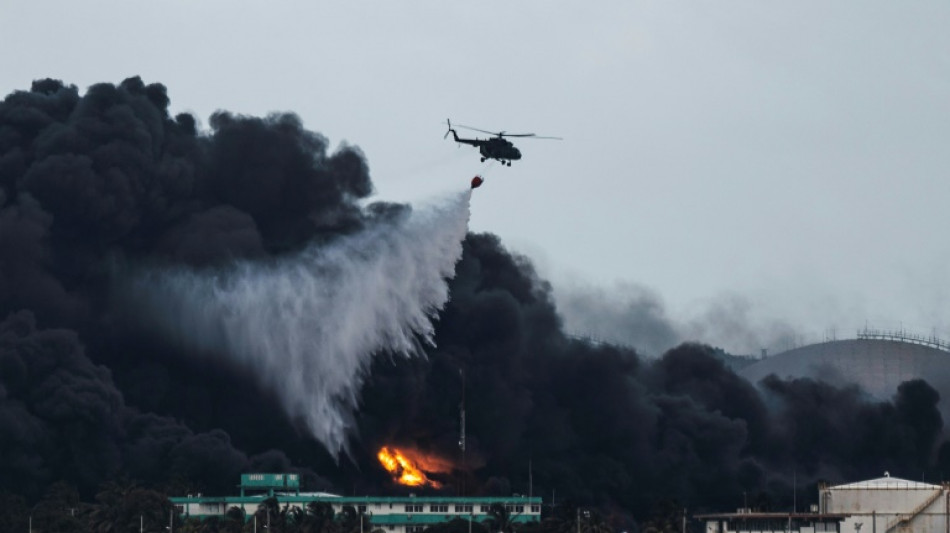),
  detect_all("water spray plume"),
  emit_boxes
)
[134,190,472,457]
